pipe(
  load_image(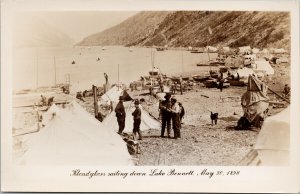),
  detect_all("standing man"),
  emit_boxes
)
[40,95,47,106]
[283,84,290,97]
[179,75,183,95]
[171,82,176,94]
[218,79,224,92]
[115,96,126,135]
[47,96,54,107]
[104,73,108,84]
[218,72,224,92]
[132,100,142,140]
[170,97,181,139]
[159,93,172,138]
